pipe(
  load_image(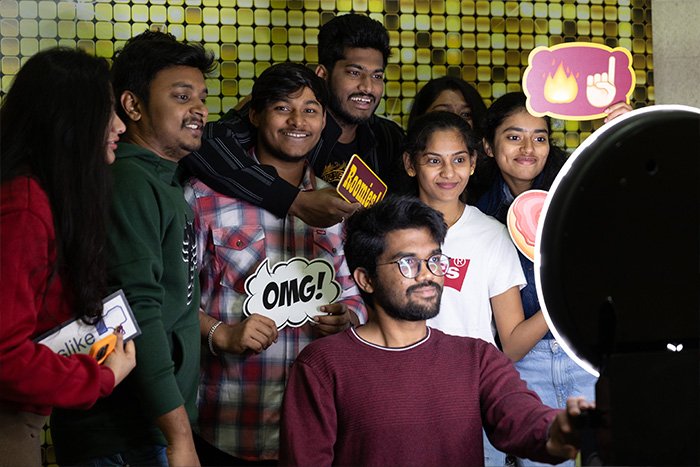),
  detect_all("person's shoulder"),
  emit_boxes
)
[430,327,482,348]
[112,144,159,169]
[208,107,248,130]
[296,328,355,364]
[186,177,219,199]
[1,176,50,216]
[467,205,509,232]
[200,108,256,154]
[434,330,503,364]
[111,154,155,186]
